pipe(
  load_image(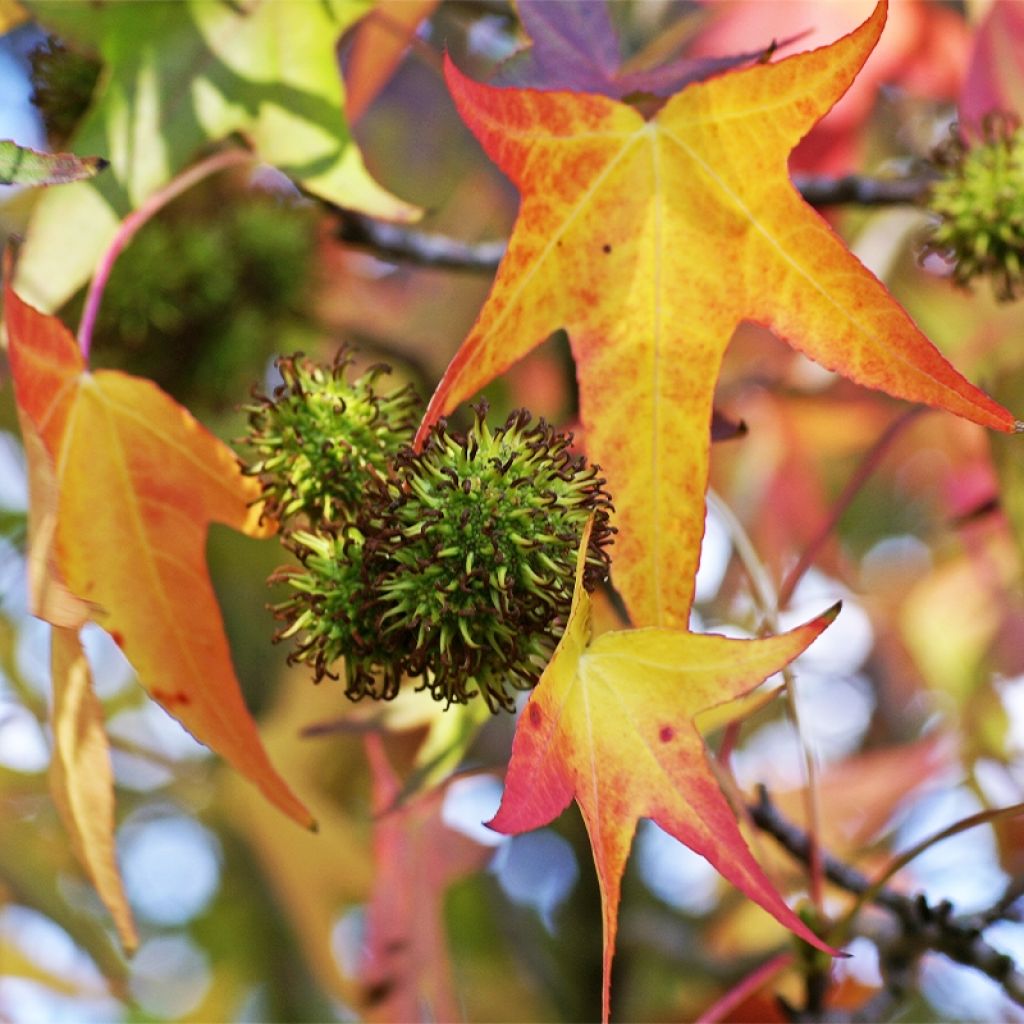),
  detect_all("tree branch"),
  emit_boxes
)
[326,172,937,273]
[748,785,1024,1017]
[791,171,937,207]
[331,207,507,273]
